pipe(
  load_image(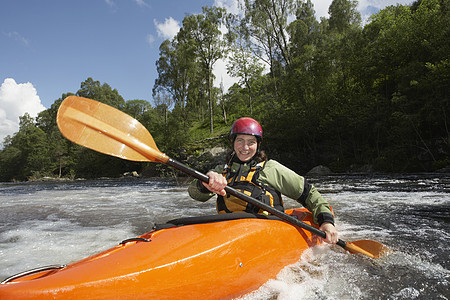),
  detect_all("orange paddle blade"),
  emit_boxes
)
[57,96,169,163]
[344,239,390,259]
